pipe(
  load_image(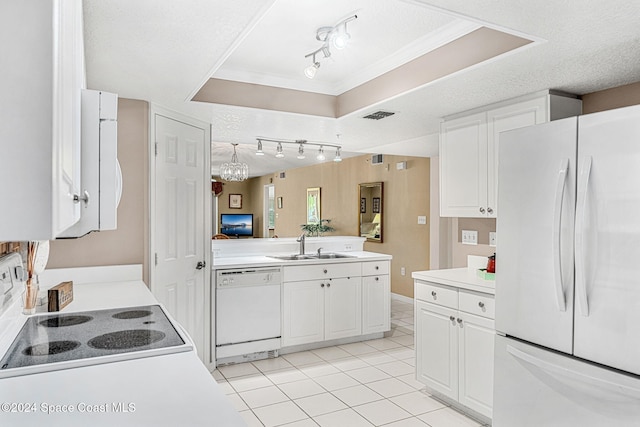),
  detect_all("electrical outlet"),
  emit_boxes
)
[417,216,427,225]
[462,230,478,245]
[344,244,352,251]
[400,267,406,276]
[489,232,497,247]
